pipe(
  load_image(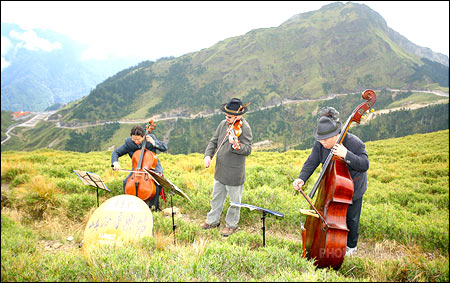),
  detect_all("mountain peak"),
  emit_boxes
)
[282,1,447,66]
